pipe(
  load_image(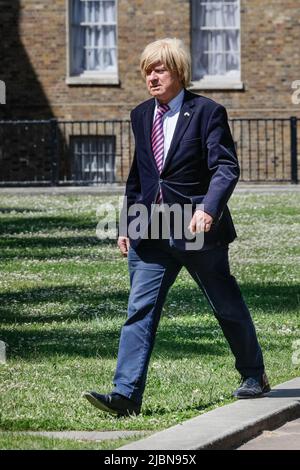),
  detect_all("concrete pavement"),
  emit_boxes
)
[237,418,300,450]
